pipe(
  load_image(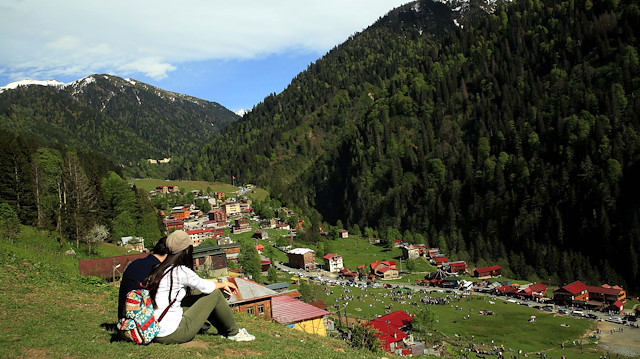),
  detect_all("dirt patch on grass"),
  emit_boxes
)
[220,347,262,357]
[180,339,211,351]
[595,322,640,357]
[18,348,50,359]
